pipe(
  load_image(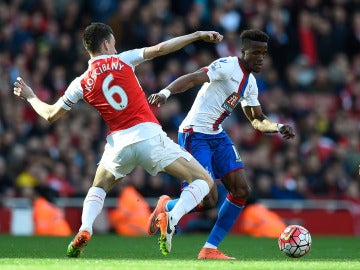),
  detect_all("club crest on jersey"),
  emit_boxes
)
[222,92,240,112]
[210,62,222,71]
